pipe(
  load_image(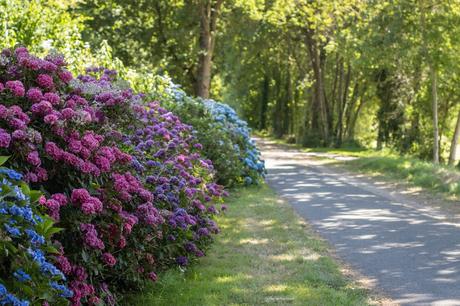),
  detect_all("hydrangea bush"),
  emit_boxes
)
[202,100,265,185]
[0,165,71,306]
[74,68,226,289]
[126,101,226,266]
[143,76,265,186]
[0,48,225,304]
